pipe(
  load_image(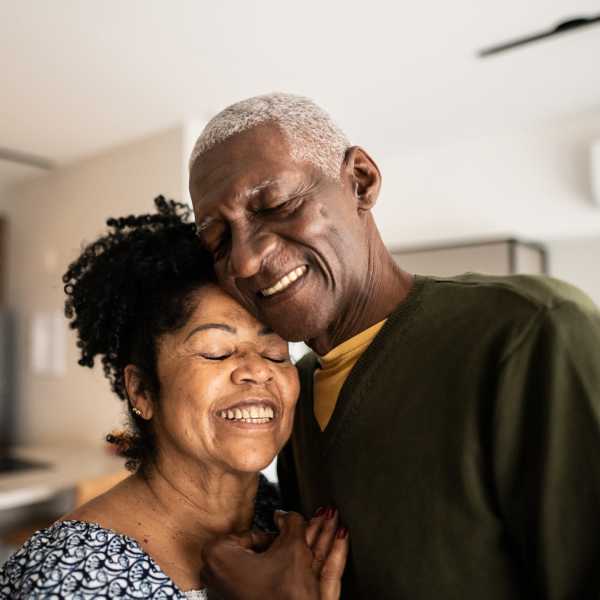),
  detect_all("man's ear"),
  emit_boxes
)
[124,364,154,420]
[342,146,382,212]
